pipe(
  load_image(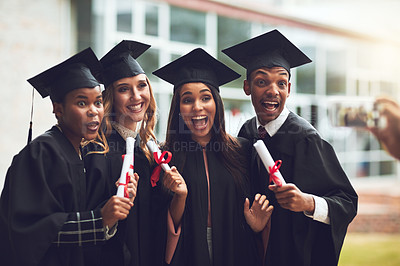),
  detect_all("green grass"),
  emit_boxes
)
[339,233,400,266]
